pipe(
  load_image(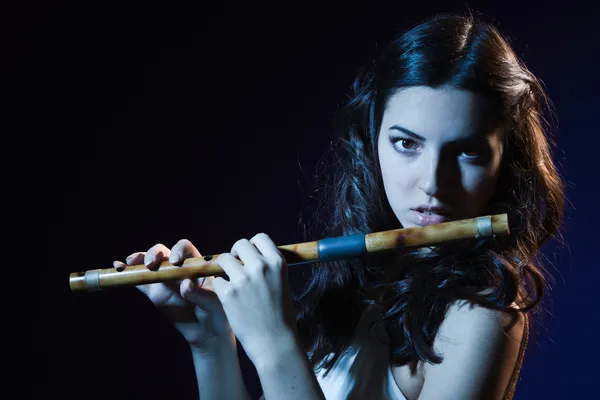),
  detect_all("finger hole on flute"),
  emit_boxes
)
[113,261,125,272]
